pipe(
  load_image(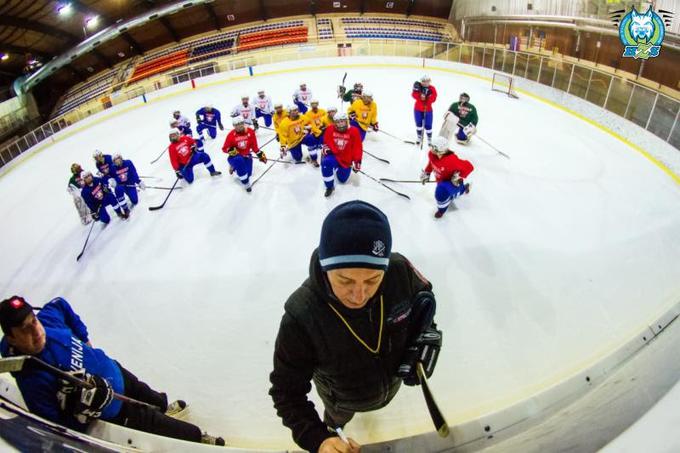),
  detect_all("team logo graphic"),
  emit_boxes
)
[611,6,673,59]
[372,240,386,257]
